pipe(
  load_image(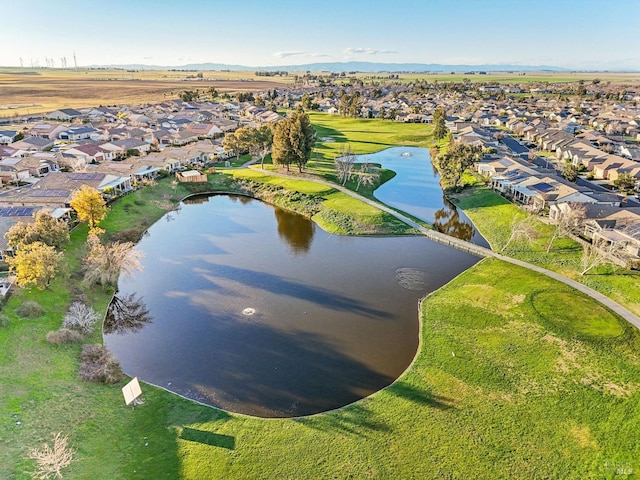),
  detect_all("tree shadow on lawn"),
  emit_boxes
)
[293,403,391,437]
[179,427,235,450]
[385,381,455,411]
